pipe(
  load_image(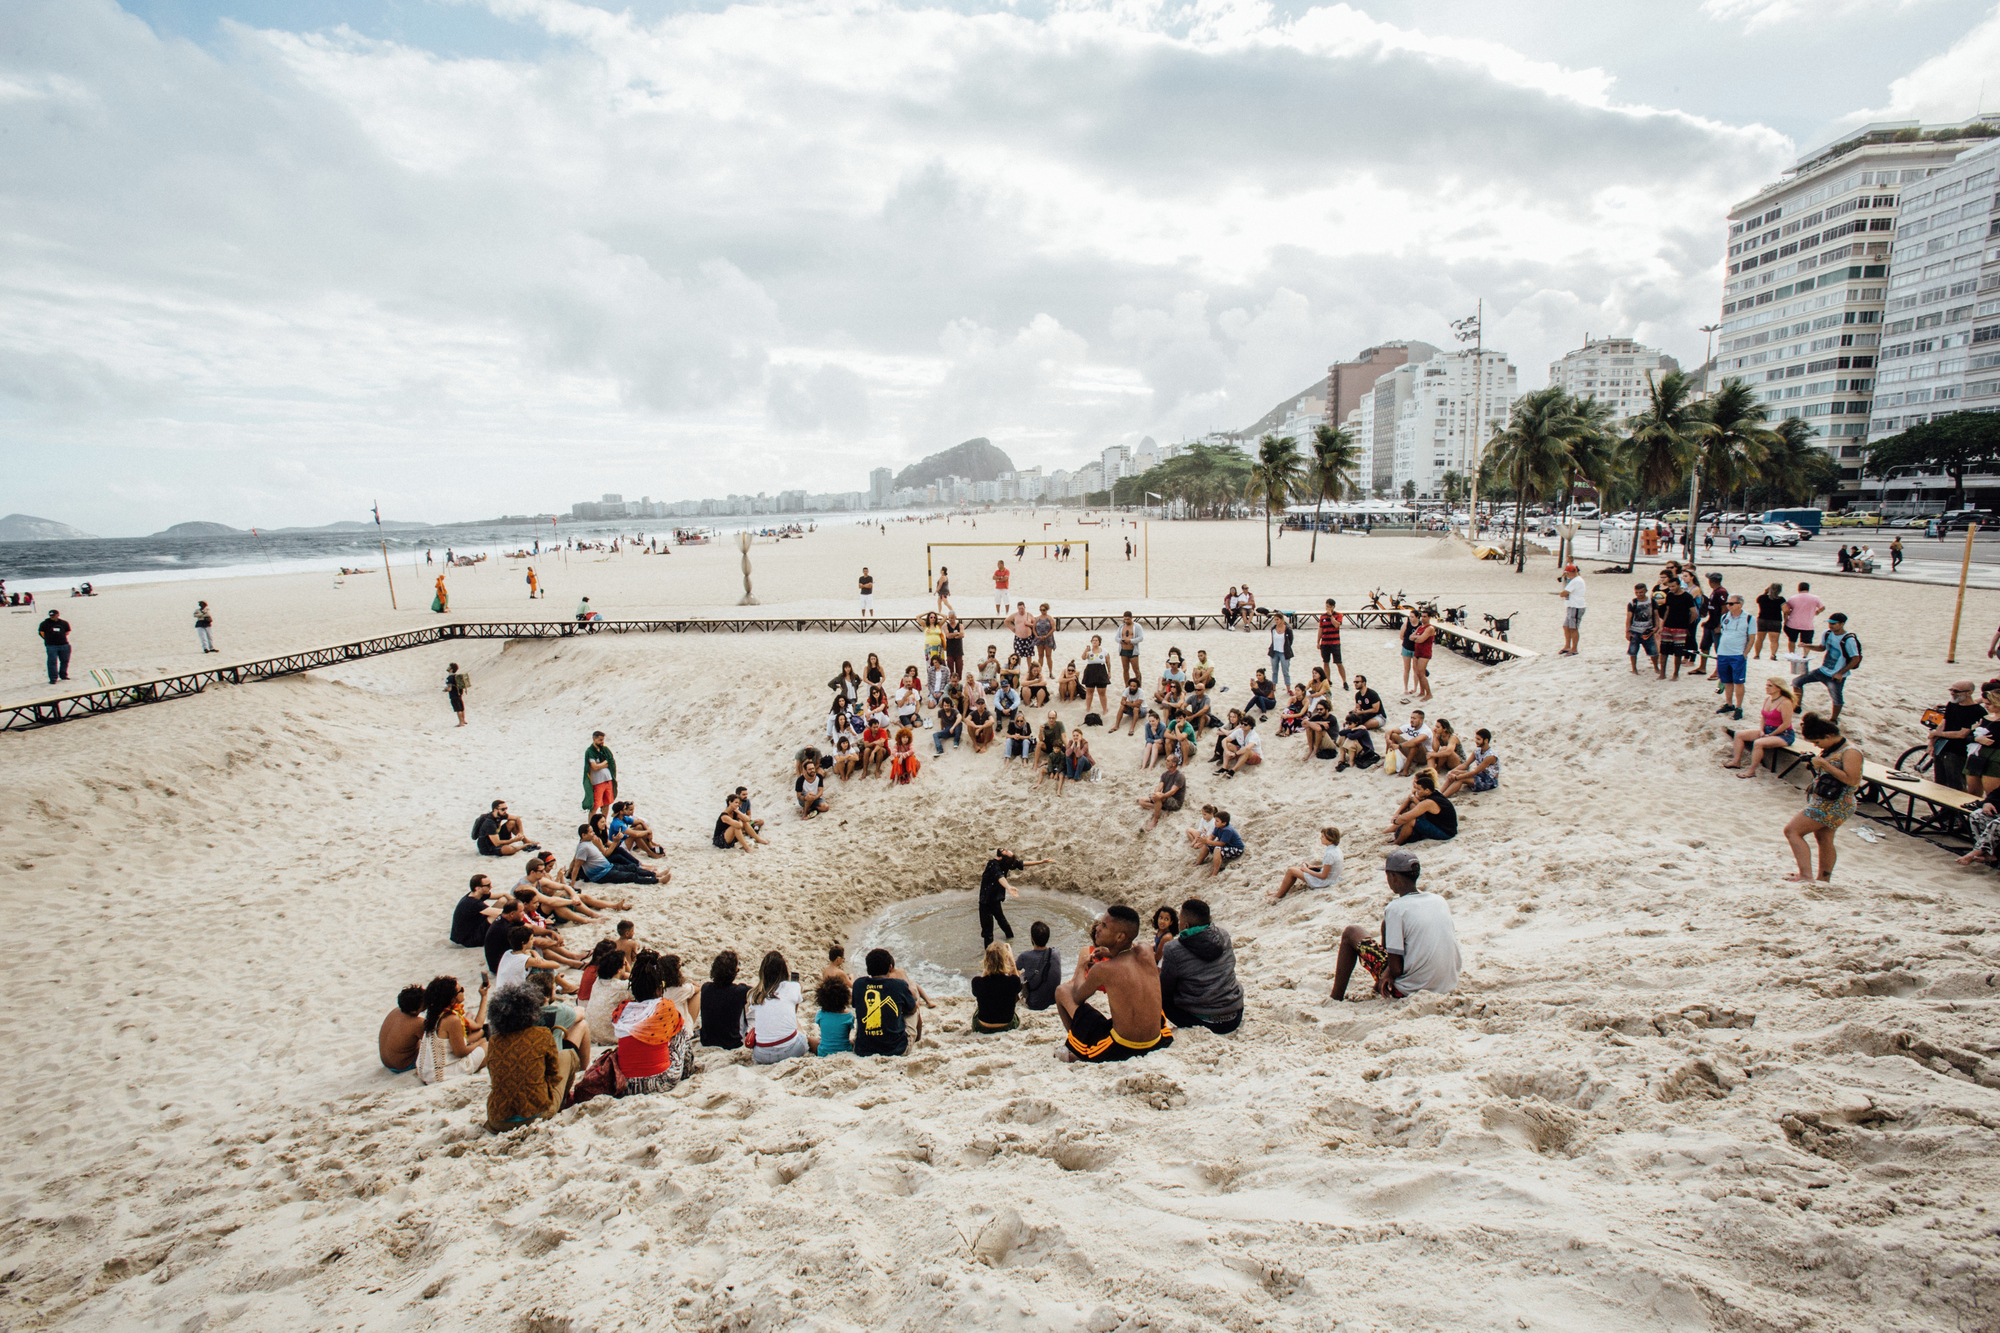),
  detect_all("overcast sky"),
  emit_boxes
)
[4,0,1998,533]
